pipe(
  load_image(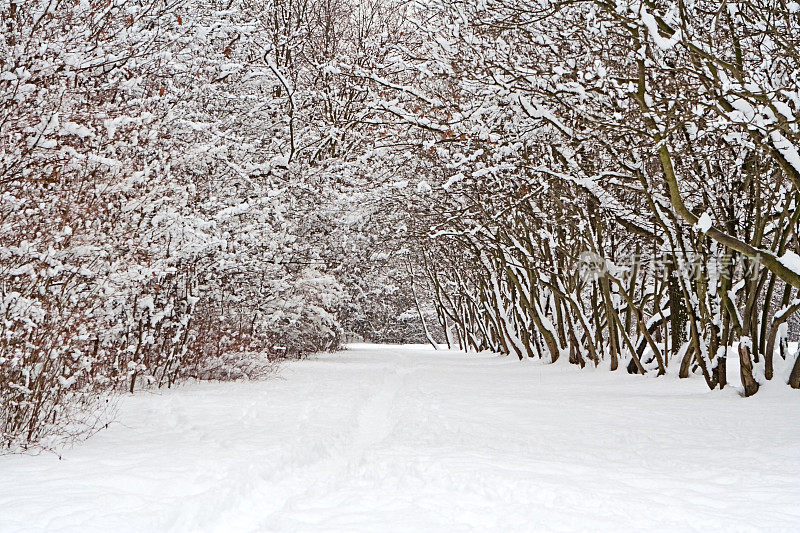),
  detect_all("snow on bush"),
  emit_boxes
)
[191,351,279,381]
[0,0,383,449]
